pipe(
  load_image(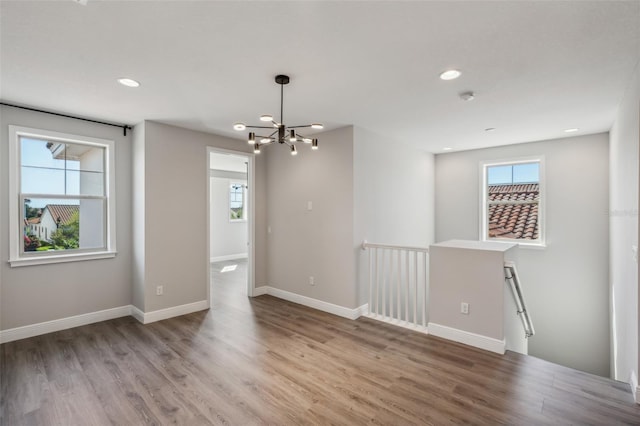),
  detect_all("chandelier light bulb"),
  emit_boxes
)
[234,75,321,156]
